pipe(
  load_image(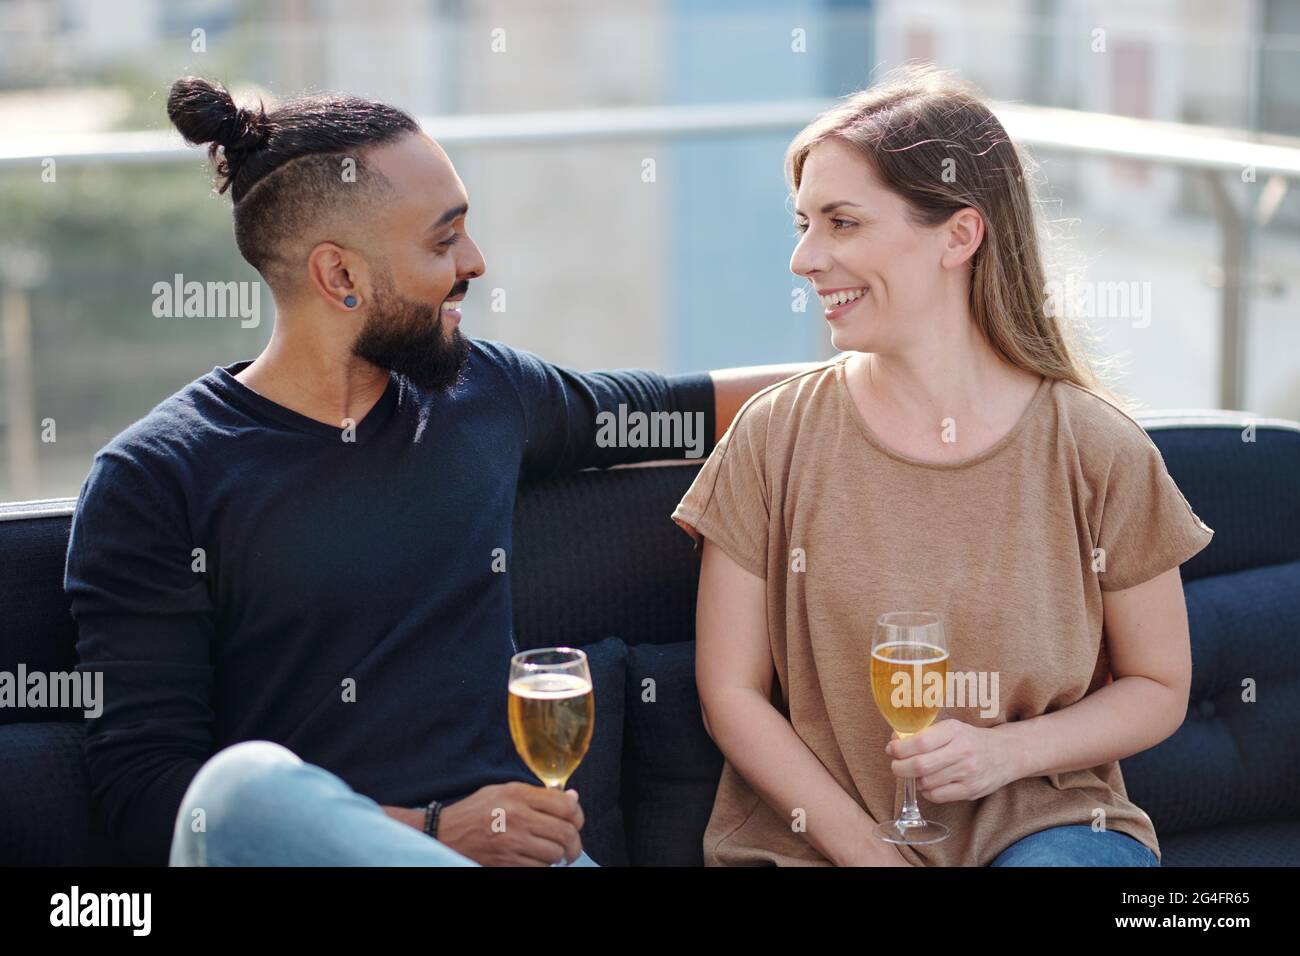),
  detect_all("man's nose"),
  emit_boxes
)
[461,235,486,280]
